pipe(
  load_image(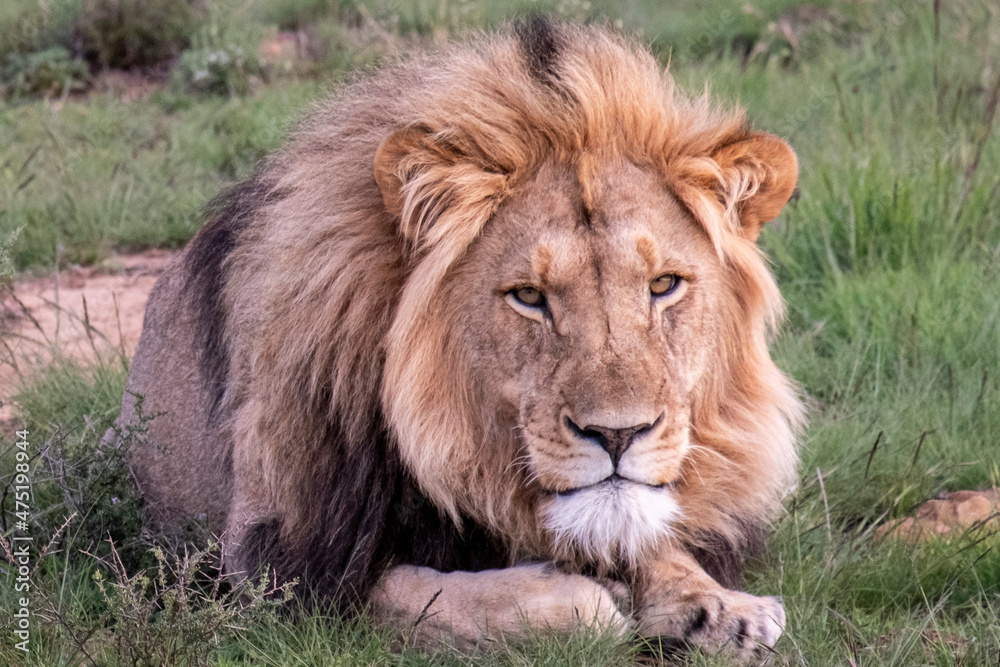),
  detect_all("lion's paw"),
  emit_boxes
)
[639,588,785,663]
